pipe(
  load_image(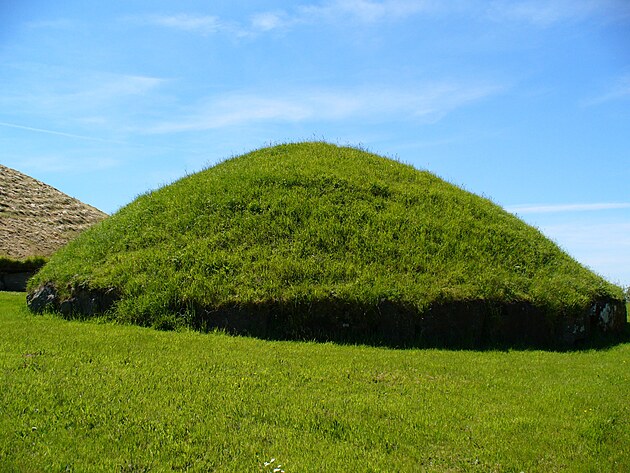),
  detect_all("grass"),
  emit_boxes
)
[28,142,623,333]
[2,292,629,471]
